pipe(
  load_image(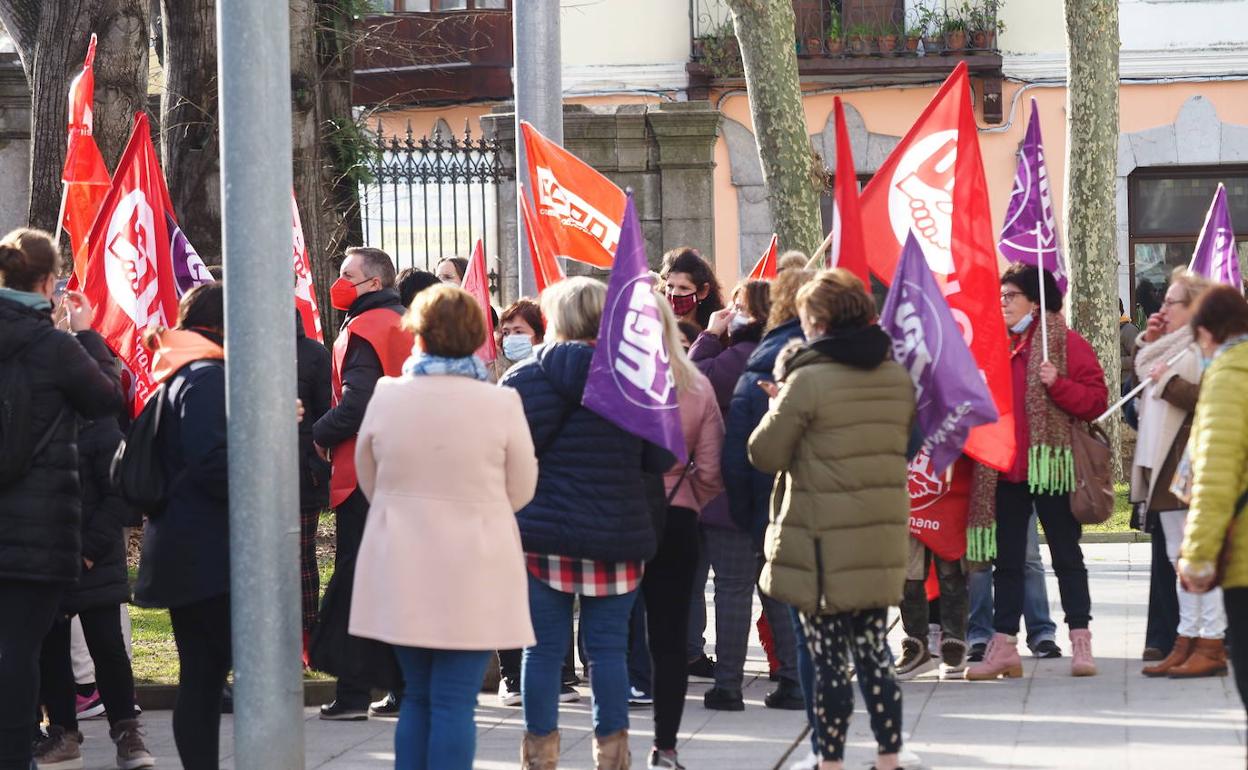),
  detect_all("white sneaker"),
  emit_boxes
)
[497,677,521,707]
[629,687,653,706]
[787,749,819,770]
